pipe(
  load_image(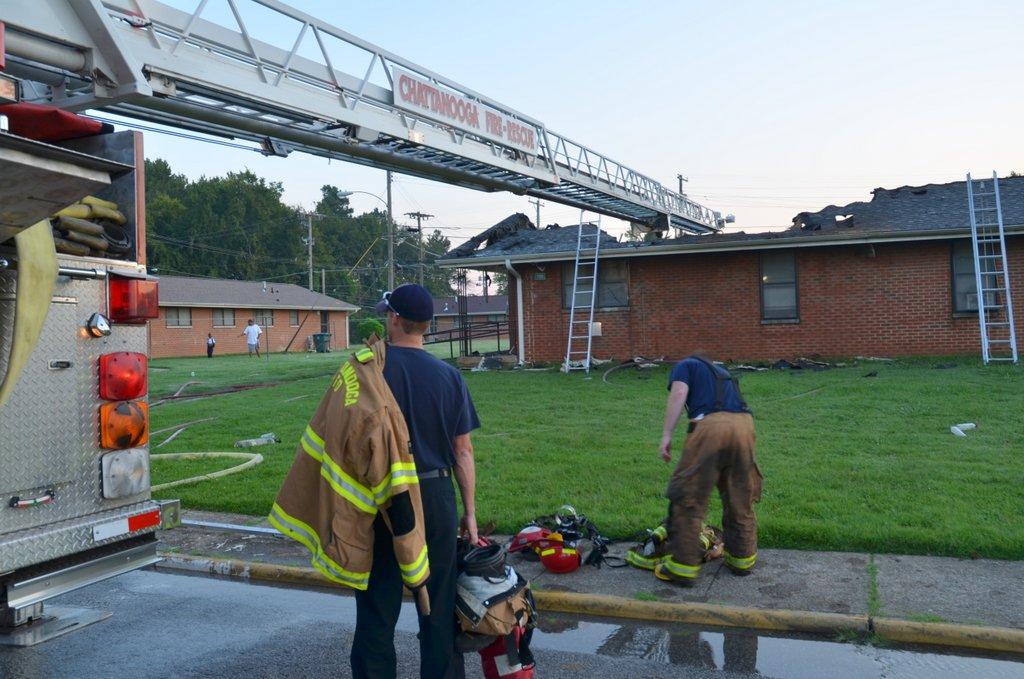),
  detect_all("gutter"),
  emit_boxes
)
[439,225,1024,268]
[504,258,525,365]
